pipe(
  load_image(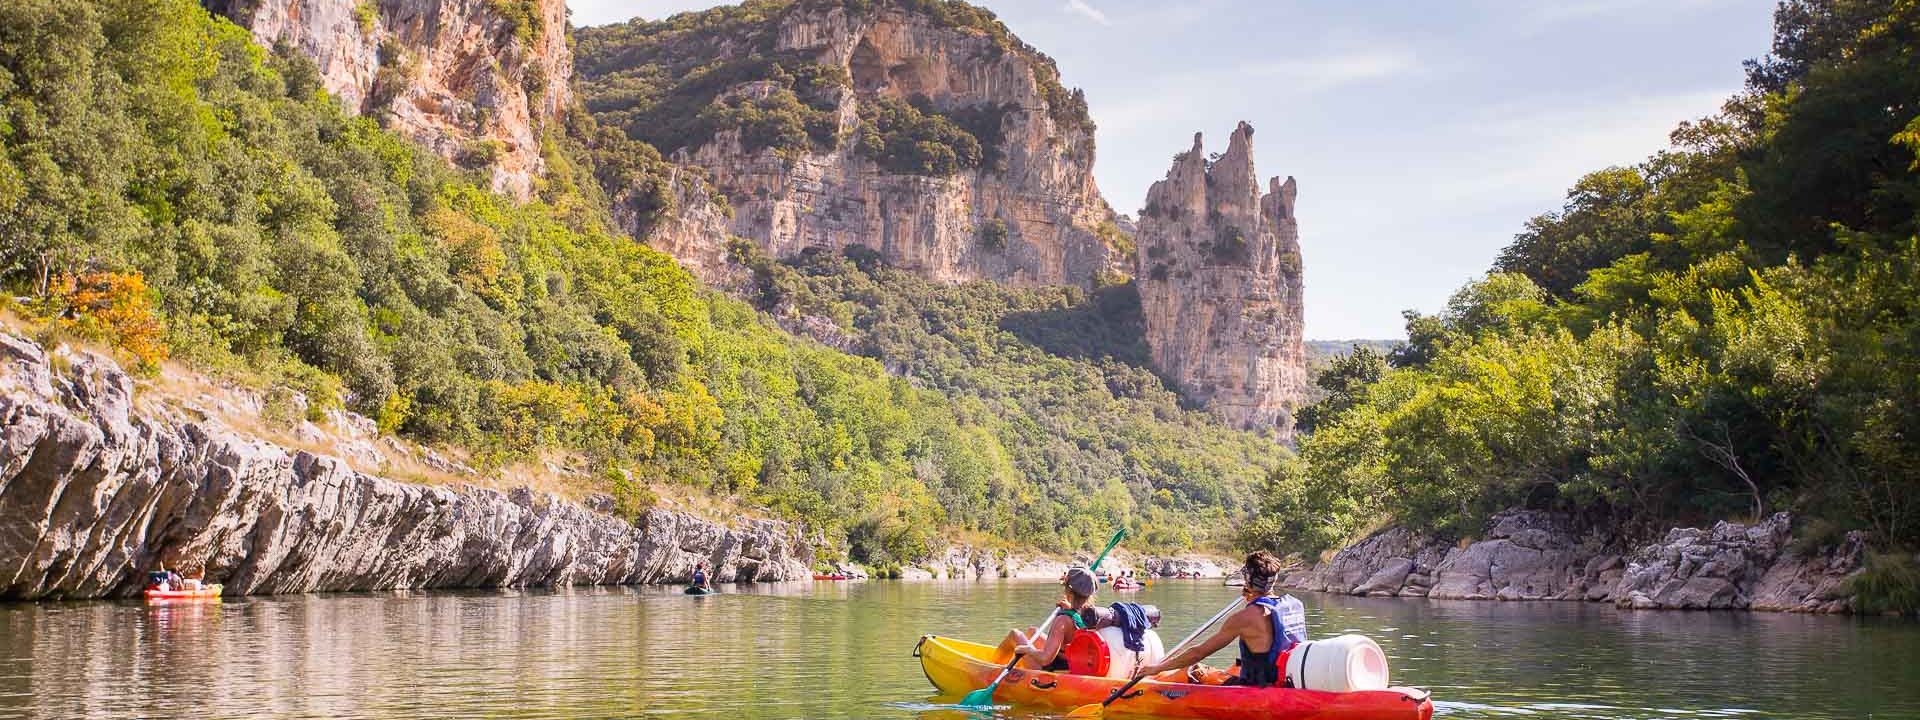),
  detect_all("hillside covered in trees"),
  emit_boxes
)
[0,0,1283,567]
[1256,0,1919,599]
